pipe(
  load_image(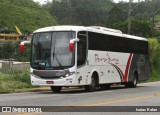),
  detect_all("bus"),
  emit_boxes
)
[20,26,150,92]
